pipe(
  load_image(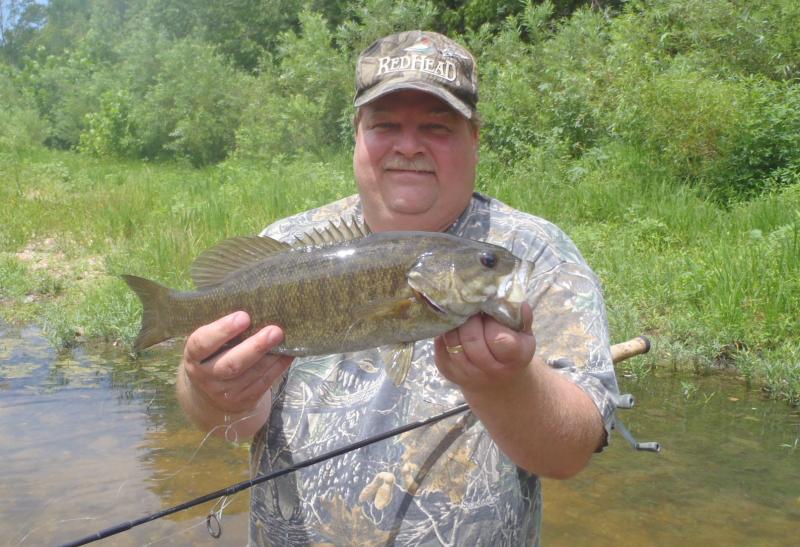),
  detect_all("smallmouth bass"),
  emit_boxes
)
[122,219,531,383]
